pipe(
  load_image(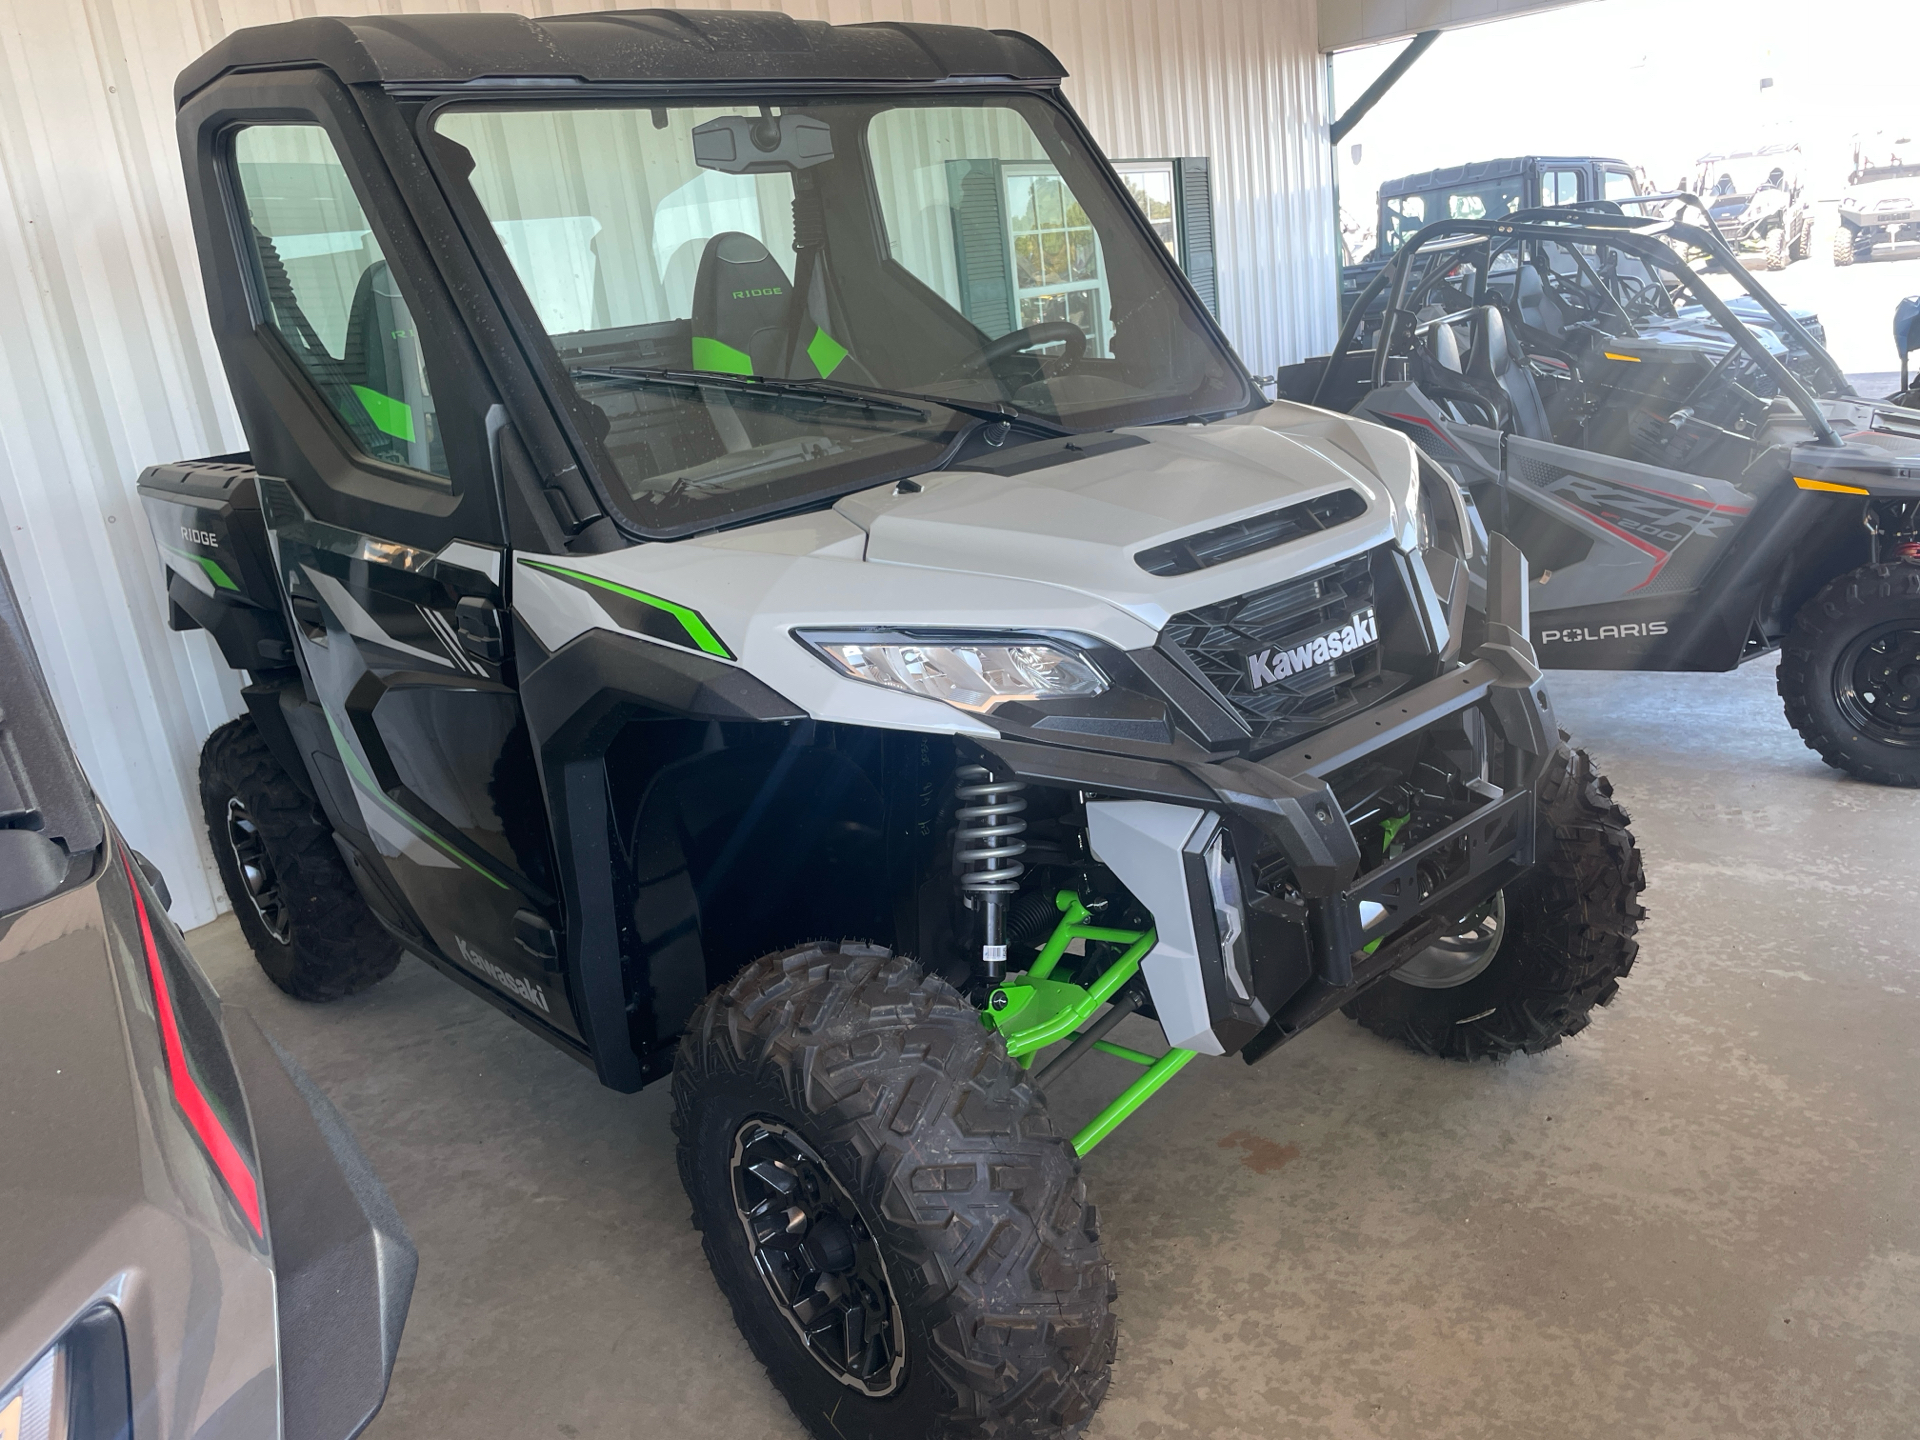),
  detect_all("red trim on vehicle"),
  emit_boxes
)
[119,850,263,1236]
[1383,412,1458,451]
[1576,513,1672,591]
[1605,478,1750,516]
